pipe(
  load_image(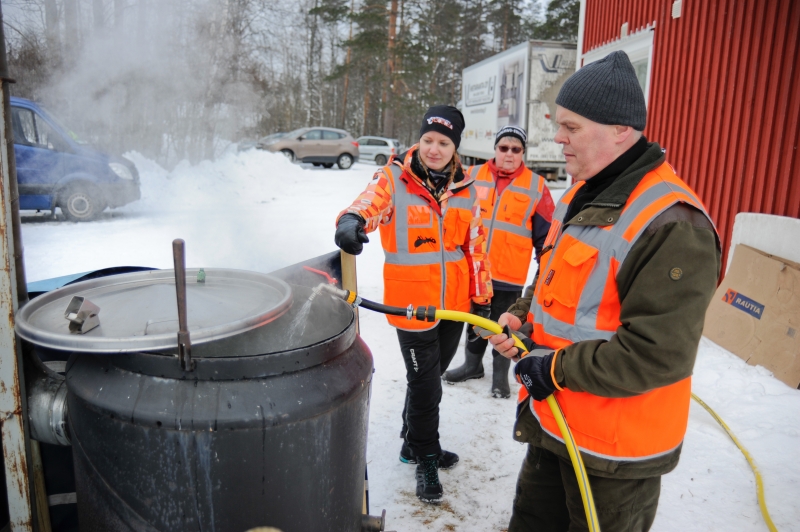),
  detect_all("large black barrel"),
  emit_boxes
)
[18,271,372,532]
